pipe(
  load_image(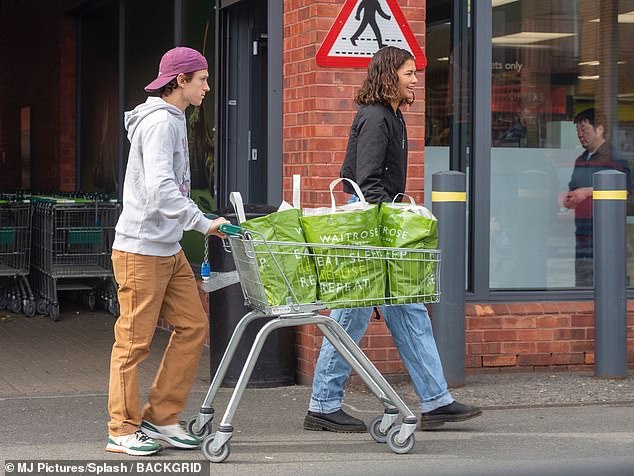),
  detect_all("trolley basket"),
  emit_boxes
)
[30,196,120,320]
[227,226,440,314]
[0,197,34,316]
